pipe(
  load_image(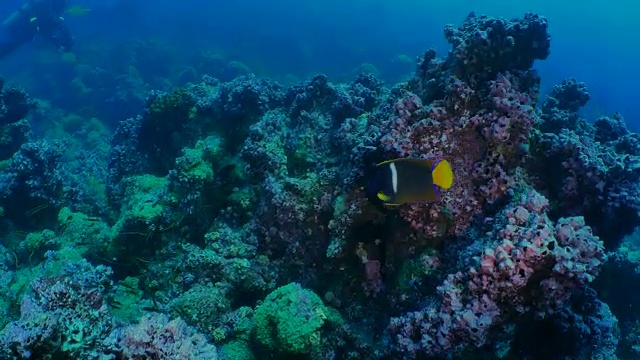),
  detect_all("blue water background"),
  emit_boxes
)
[0,0,637,129]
